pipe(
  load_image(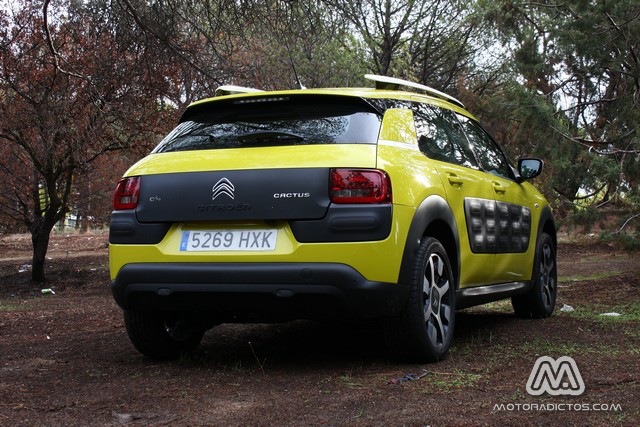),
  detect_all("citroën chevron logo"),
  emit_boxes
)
[526,356,585,396]
[212,178,235,200]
